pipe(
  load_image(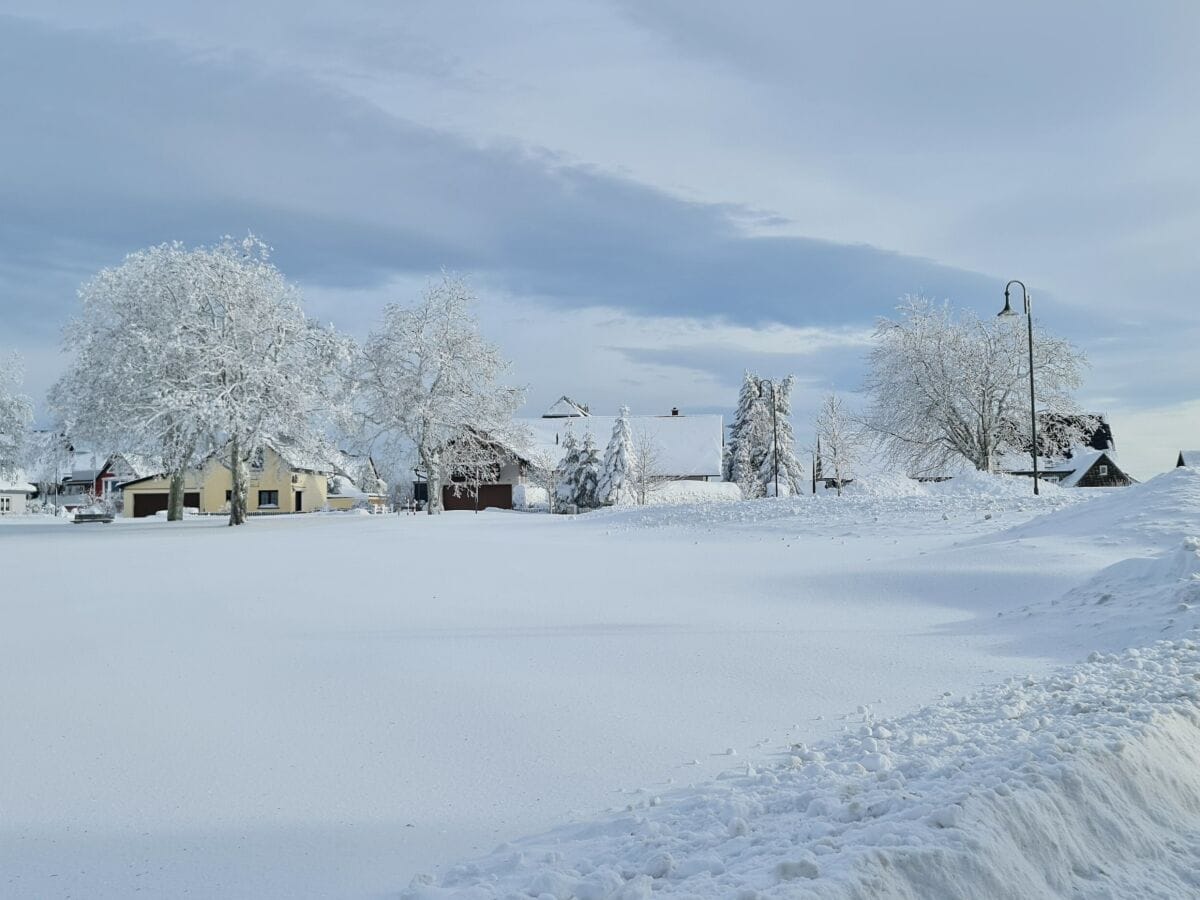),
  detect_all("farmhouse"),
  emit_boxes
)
[1035,447,1134,488]
[426,400,724,511]
[1001,414,1133,488]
